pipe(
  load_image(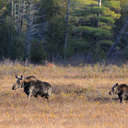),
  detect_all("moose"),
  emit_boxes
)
[109,83,128,103]
[12,75,52,100]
